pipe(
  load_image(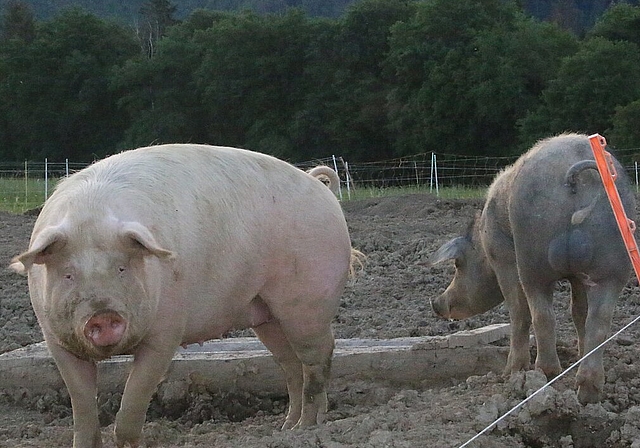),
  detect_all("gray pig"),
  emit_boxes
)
[10,144,363,448]
[429,133,635,404]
